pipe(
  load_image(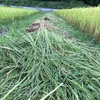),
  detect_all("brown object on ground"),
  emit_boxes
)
[25,16,57,33]
[26,23,40,32]
[40,17,50,21]
[43,17,50,20]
